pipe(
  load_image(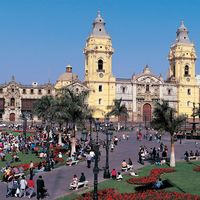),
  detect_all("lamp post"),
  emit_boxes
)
[89,117,93,146]
[93,142,100,200]
[192,102,197,134]
[144,114,147,129]
[46,116,51,171]
[95,118,100,143]
[45,124,51,171]
[22,113,27,143]
[103,118,113,179]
